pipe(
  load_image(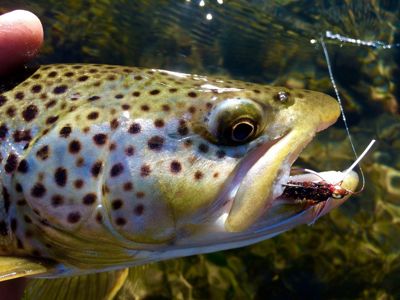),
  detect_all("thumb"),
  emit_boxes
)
[0,10,43,76]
